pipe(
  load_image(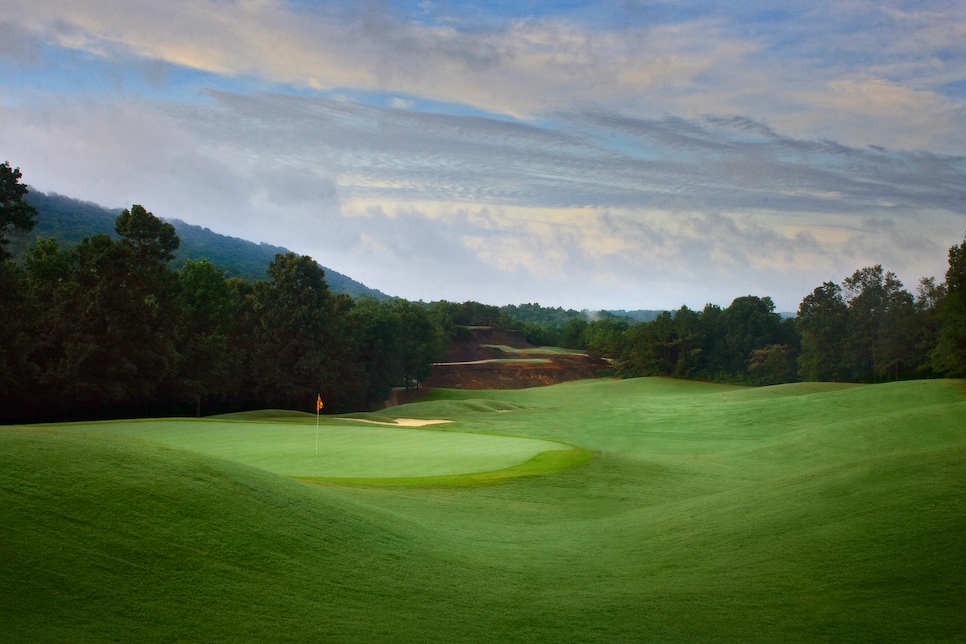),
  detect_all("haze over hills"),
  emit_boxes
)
[18,192,390,300]
[14,191,667,316]
[14,190,790,319]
